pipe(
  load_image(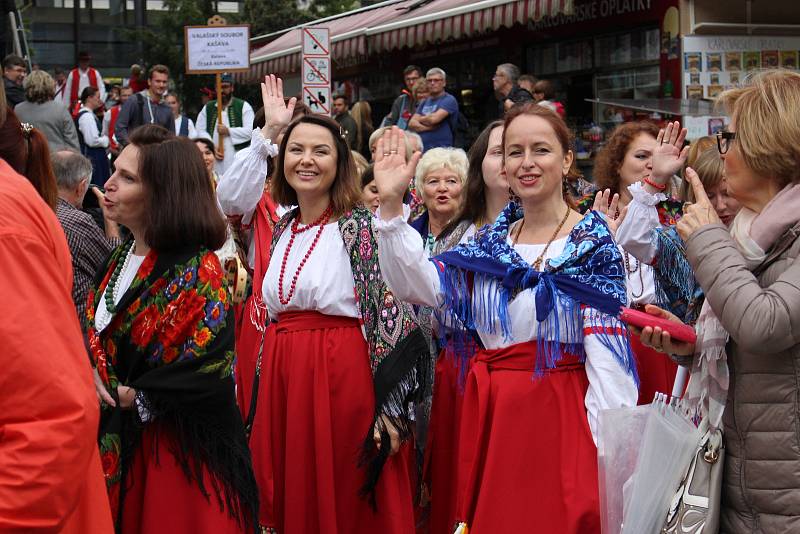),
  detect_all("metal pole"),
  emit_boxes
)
[73,0,80,64]
[8,12,20,56]
[216,72,224,158]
